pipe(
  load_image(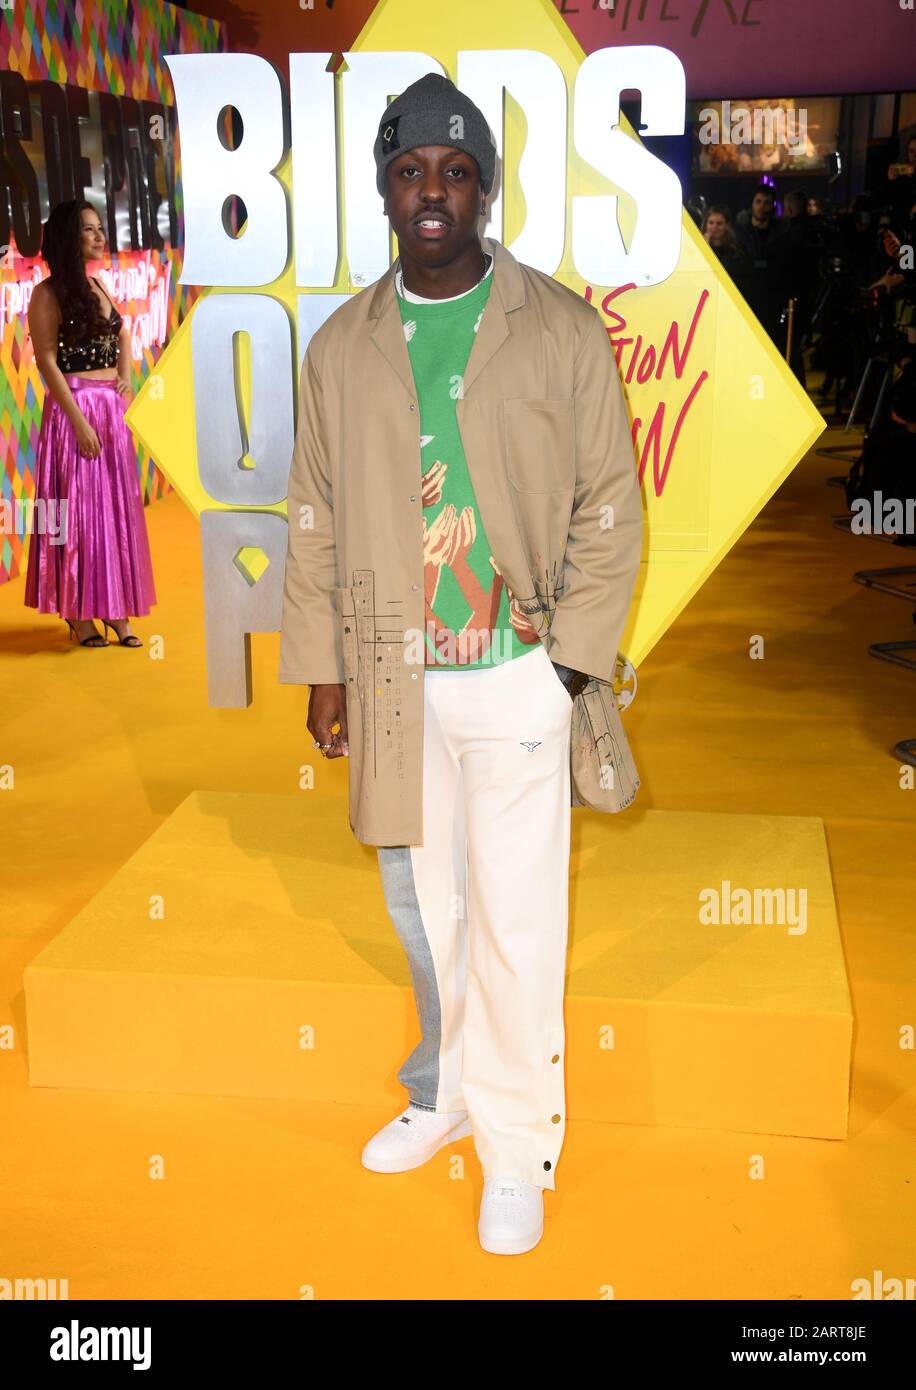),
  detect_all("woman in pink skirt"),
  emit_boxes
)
[24,199,156,647]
